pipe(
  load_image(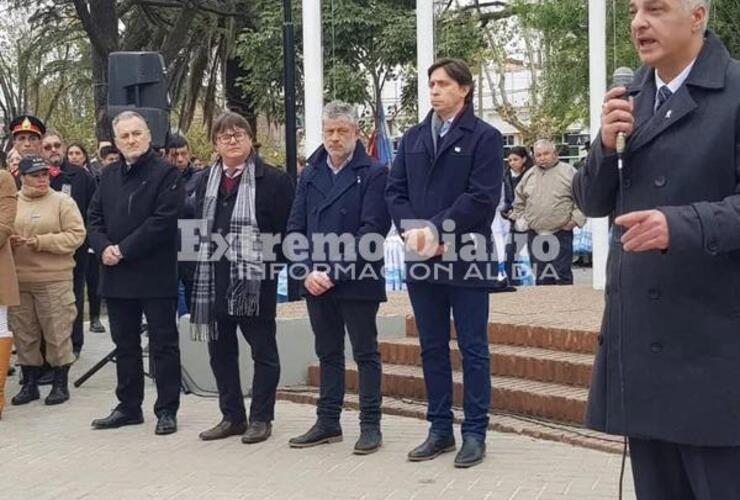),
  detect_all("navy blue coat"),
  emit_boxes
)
[574,32,740,447]
[287,142,391,302]
[87,149,184,299]
[385,105,503,288]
